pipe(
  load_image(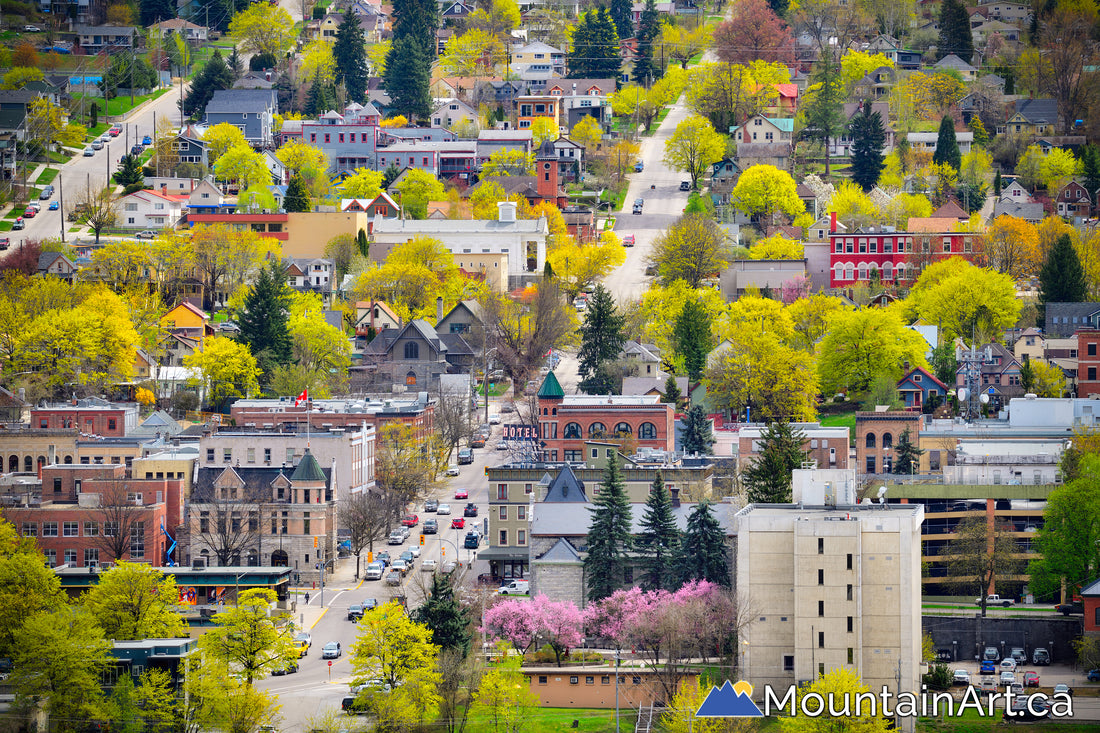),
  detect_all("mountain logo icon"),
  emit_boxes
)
[696,680,764,718]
